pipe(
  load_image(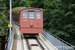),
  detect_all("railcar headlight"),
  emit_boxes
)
[30,23,33,27]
